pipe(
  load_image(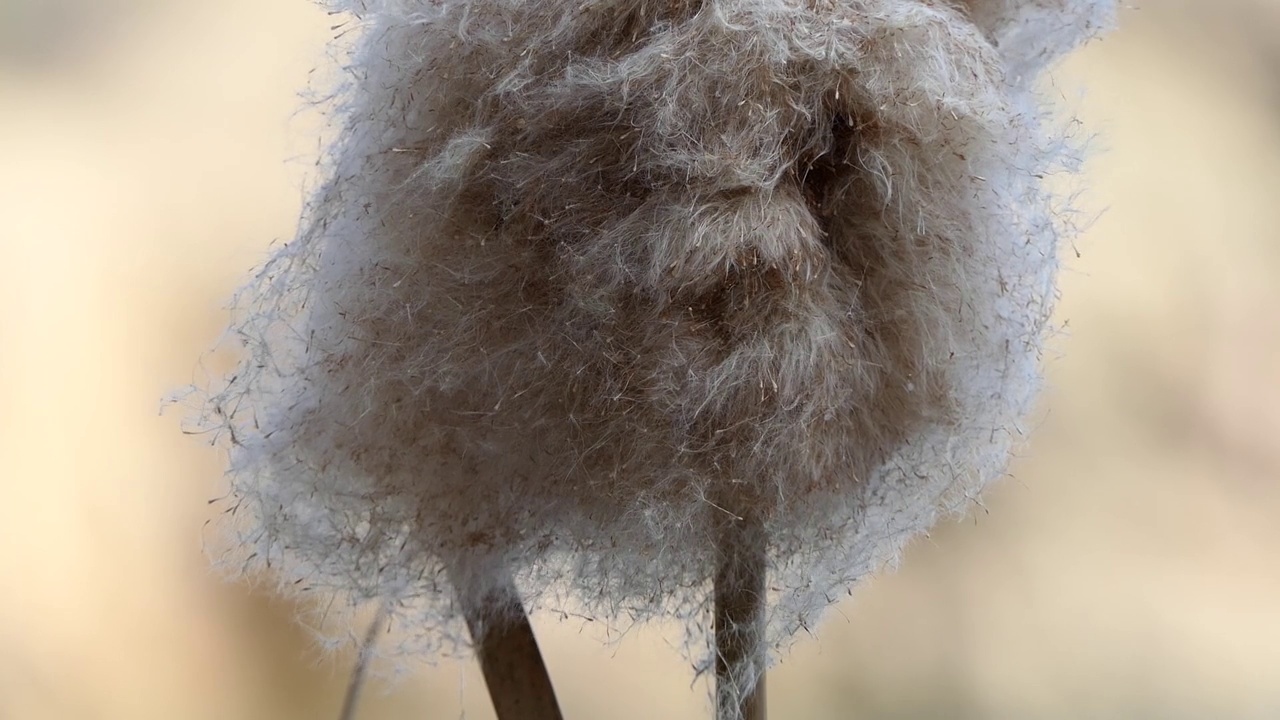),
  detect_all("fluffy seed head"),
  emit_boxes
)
[199,0,1113,663]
